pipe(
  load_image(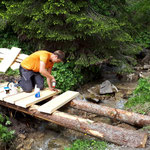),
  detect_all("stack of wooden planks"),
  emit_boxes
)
[0,47,28,72]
